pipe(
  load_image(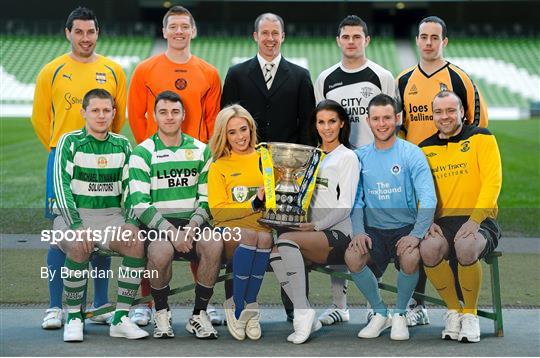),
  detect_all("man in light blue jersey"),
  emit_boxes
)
[345,94,436,340]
